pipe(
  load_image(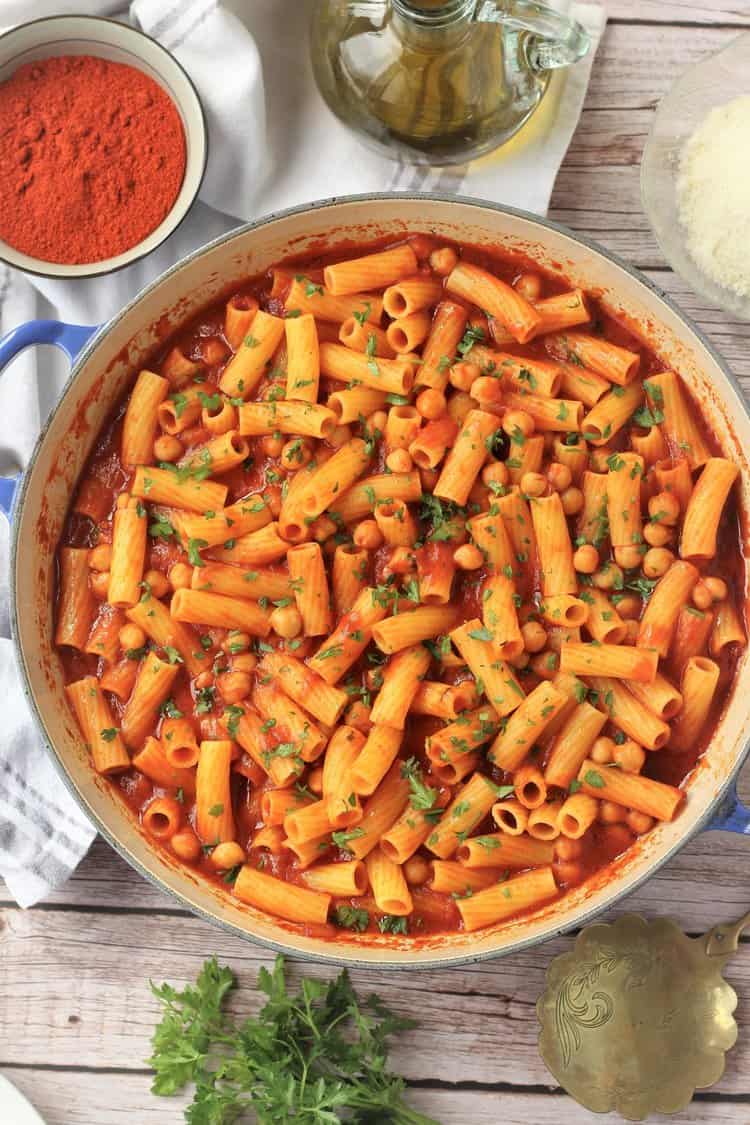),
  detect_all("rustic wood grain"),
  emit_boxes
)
[4,6,750,1122]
